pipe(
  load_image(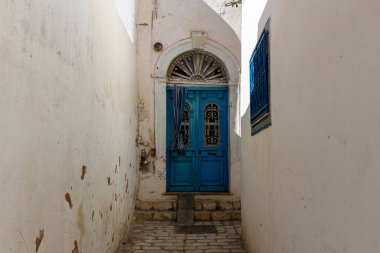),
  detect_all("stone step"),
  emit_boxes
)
[194,210,241,221]
[134,210,176,221]
[193,195,241,221]
[134,197,178,221]
[176,193,194,224]
[135,199,177,211]
[134,194,241,221]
